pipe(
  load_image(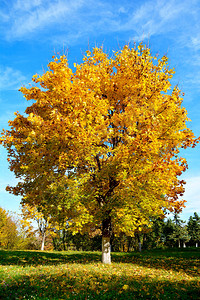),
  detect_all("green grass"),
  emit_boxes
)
[0,248,199,299]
